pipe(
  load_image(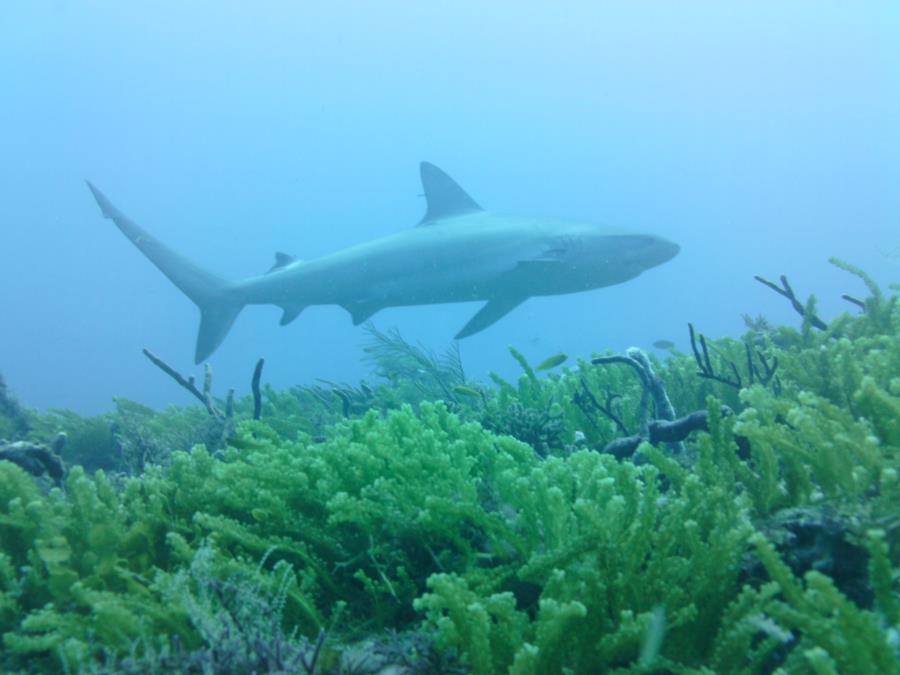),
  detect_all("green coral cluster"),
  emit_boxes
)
[0,373,31,441]
[1,264,898,673]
